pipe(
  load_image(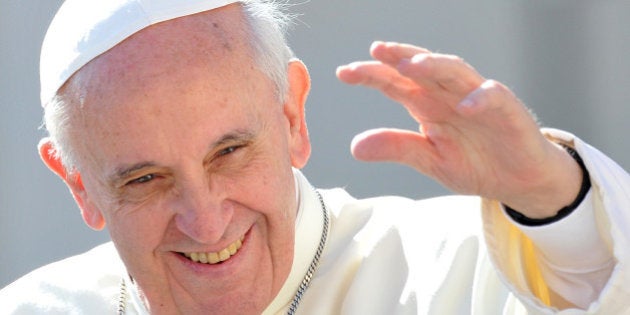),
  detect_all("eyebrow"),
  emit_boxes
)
[202,129,256,164]
[211,129,255,148]
[108,162,157,186]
